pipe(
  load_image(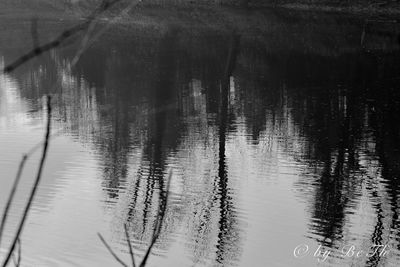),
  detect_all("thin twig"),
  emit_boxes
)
[25,129,64,158]
[139,170,172,267]
[71,18,100,66]
[1,96,52,267]
[2,0,125,73]
[98,170,172,267]
[16,238,21,267]
[12,239,21,267]
[71,0,142,66]
[1,0,146,160]
[97,233,128,267]
[124,224,136,267]
[1,0,139,162]
[70,0,114,66]
[3,24,85,73]
[0,154,27,248]
[0,0,139,265]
